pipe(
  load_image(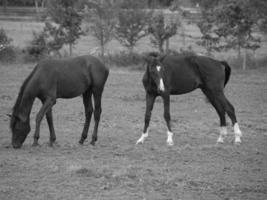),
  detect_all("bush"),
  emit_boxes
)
[102,51,144,68]
[0,28,16,63]
[228,54,267,69]
[24,31,49,61]
[0,46,17,63]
